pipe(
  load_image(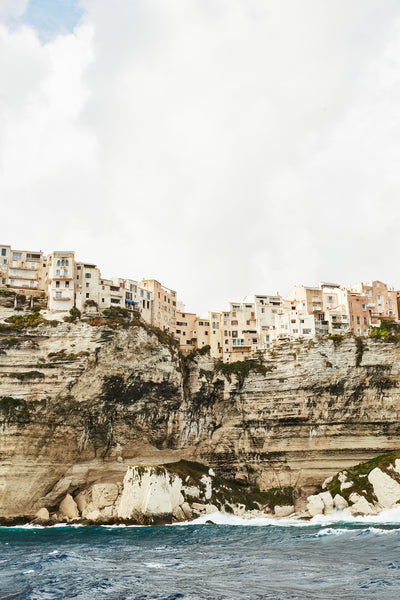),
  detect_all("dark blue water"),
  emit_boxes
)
[2,517,400,599]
